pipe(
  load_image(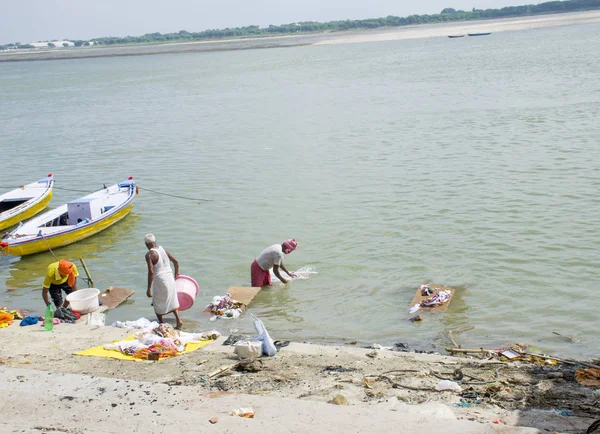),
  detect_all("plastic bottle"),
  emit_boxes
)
[44,304,54,331]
